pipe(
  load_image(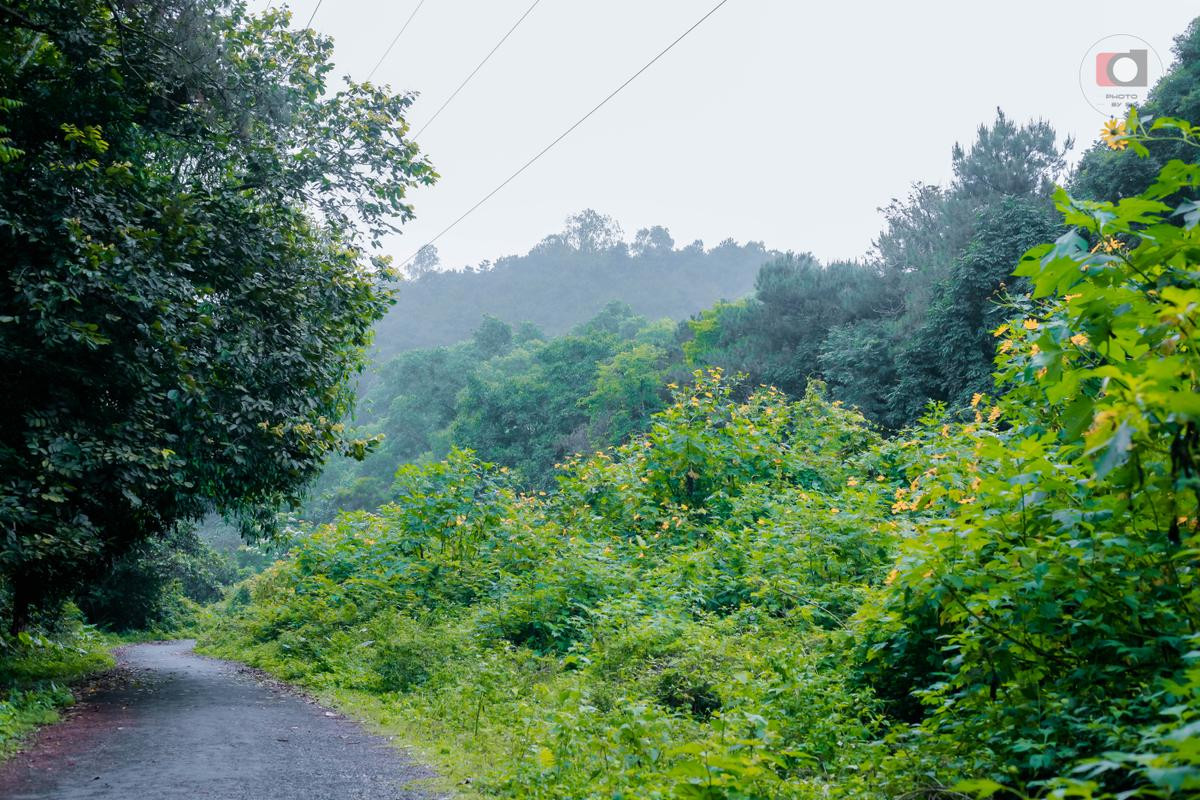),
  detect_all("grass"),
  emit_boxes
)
[0,614,116,759]
[193,631,495,799]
